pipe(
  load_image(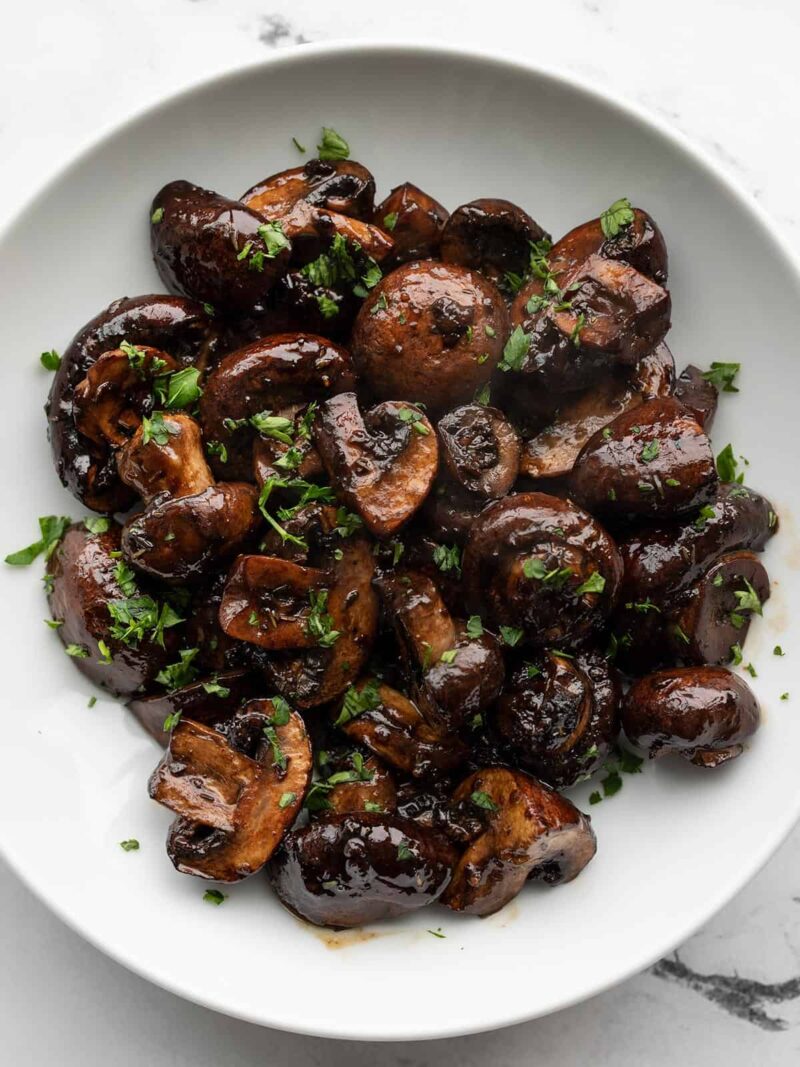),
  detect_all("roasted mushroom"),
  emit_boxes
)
[148,698,312,880]
[441,768,597,916]
[673,364,719,429]
[127,669,259,742]
[313,393,438,537]
[198,333,355,481]
[437,404,521,498]
[546,205,669,286]
[520,341,675,481]
[335,677,469,779]
[495,649,620,788]
[46,294,215,511]
[621,666,760,768]
[440,198,550,285]
[118,413,260,582]
[619,484,777,601]
[307,748,398,817]
[46,523,175,695]
[374,182,449,262]
[462,493,622,647]
[150,180,291,314]
[266,811,456,927]
[351,261,509,412]
[570,397,717,519]
[242,158,377,220]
